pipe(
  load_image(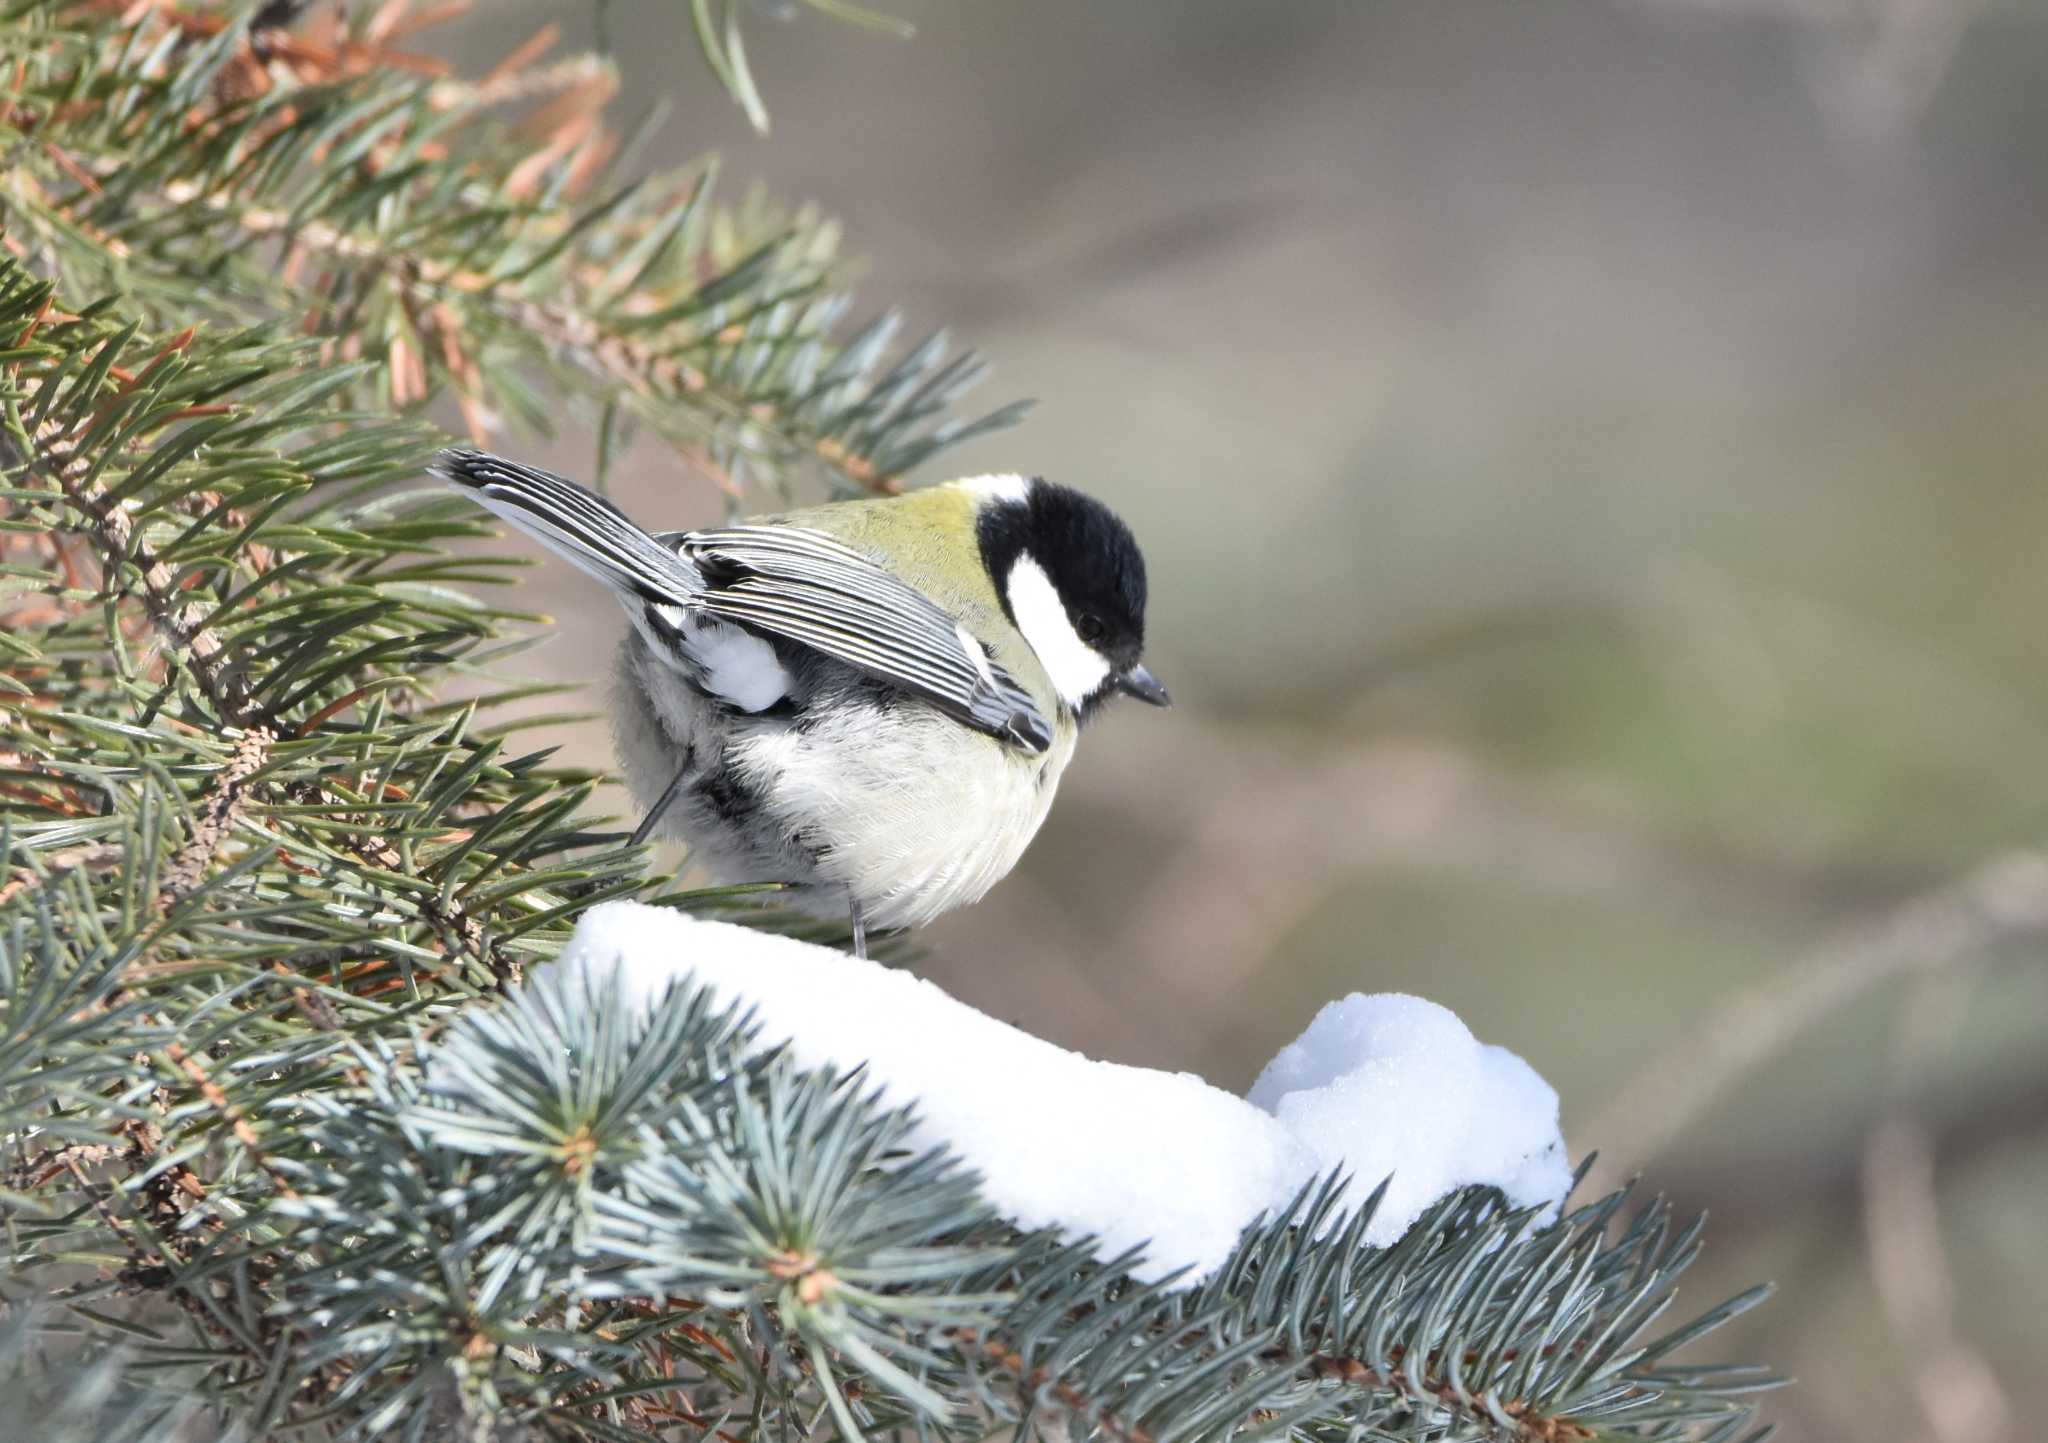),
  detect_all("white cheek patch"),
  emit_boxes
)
[1005,556,1111,709]
[956,473,1032,505]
